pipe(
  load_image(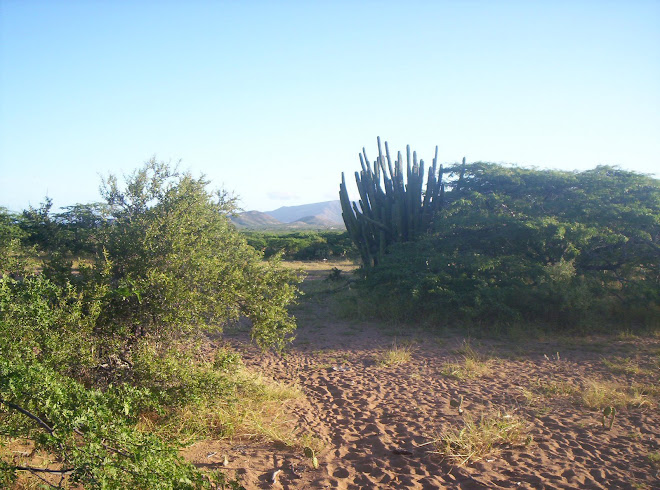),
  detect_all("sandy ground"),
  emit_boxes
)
[183,267,660,489]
